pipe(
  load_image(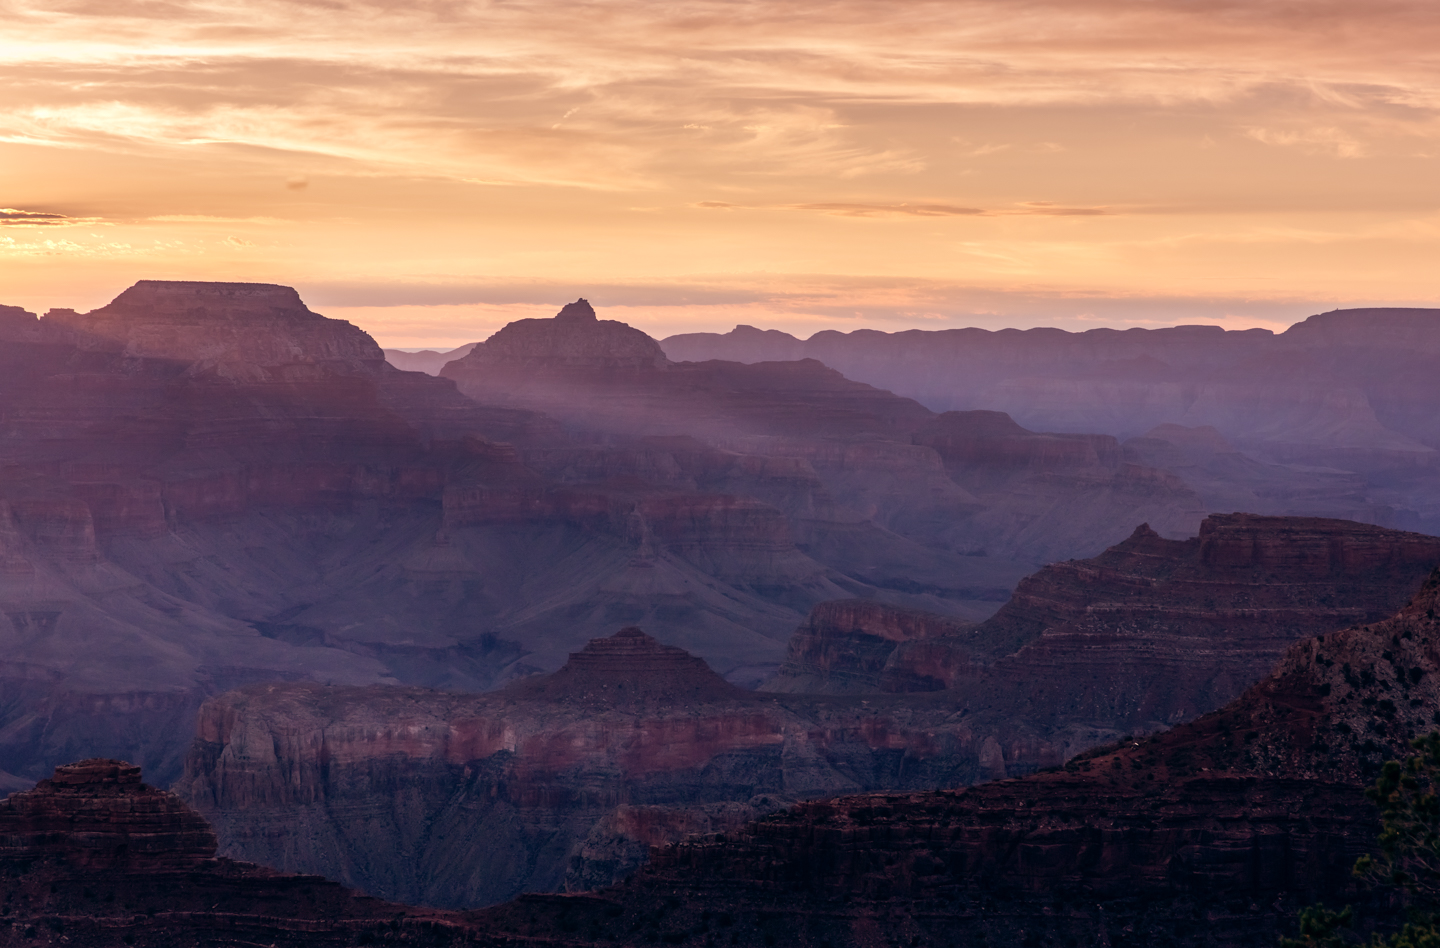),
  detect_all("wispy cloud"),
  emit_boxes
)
[0,207,101,226]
